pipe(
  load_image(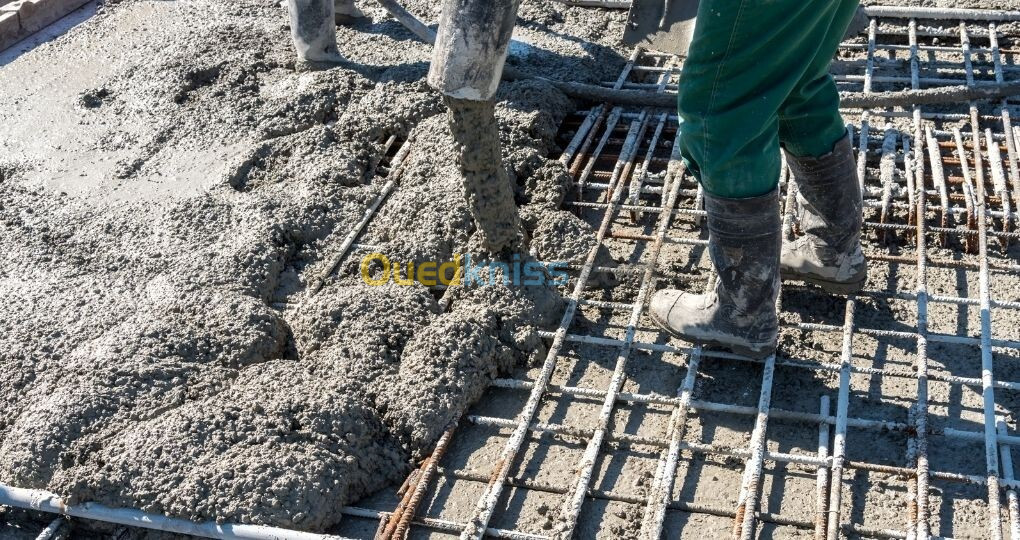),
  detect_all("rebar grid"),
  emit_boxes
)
[344,13,1020,540]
